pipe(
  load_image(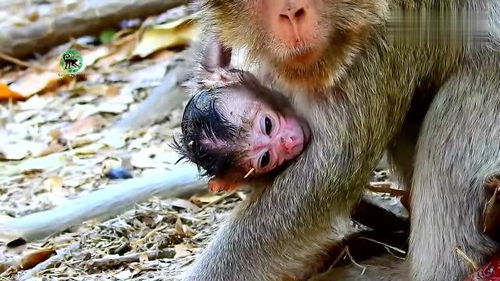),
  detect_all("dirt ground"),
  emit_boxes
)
[0,1,244,280]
